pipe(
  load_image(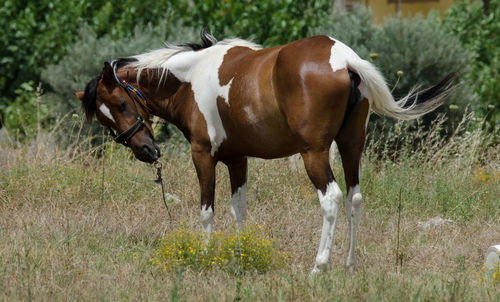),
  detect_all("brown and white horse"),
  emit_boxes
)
[76,31,453,273]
